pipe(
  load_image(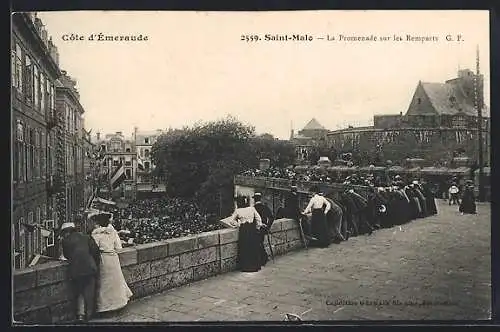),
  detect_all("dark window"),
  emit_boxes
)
[144,149,150,158]
[145,161,150,170]
[145,137,149,144]
[417,98,421,105]
[125,169,131,179]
